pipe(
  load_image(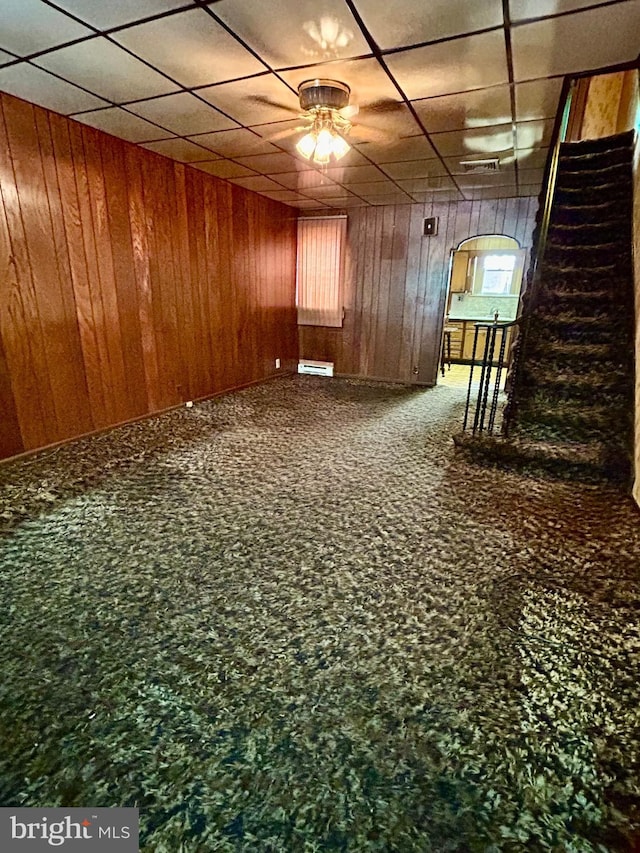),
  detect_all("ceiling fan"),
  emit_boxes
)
[260,78,359,165]
[293,79,360,164]
[250,78,402,164]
